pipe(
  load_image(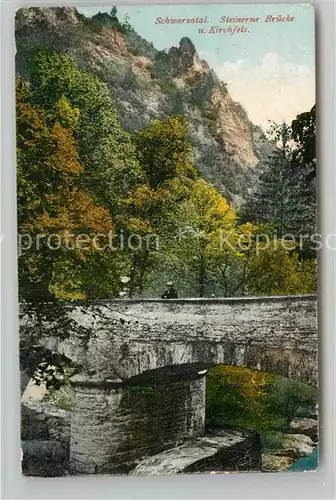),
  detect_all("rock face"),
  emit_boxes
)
[15,7,274,205]
[131,430,262,475]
